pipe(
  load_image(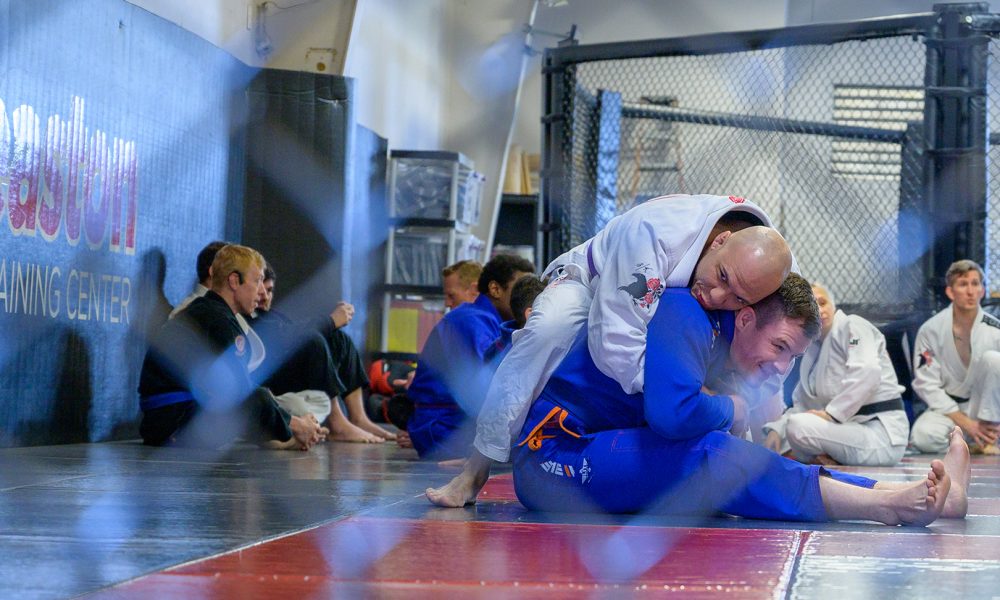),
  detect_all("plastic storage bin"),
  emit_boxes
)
[388,227,485,286]
[389,150,483,226]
